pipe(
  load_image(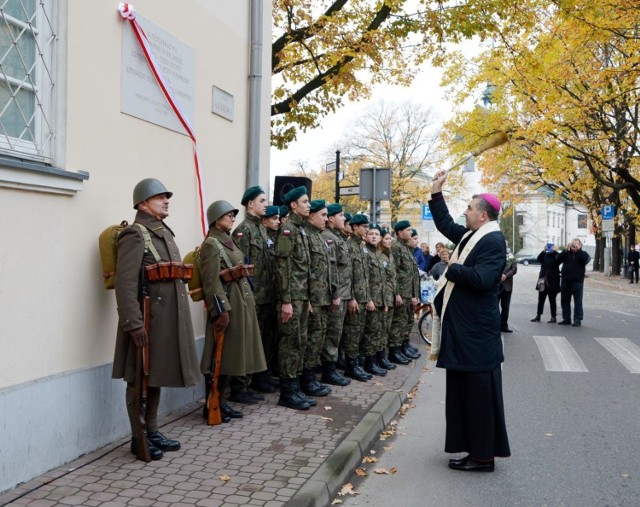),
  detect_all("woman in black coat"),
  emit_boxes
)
[530,245,560,323]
